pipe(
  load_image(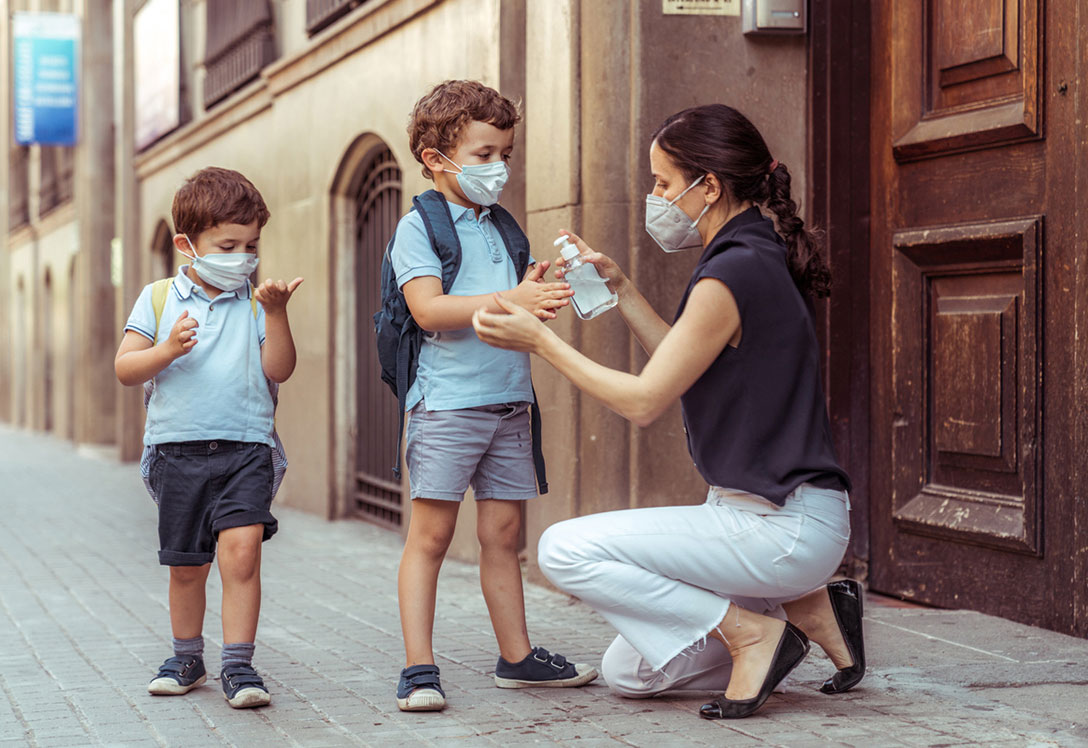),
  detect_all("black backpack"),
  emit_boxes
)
[373,189,548,493]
